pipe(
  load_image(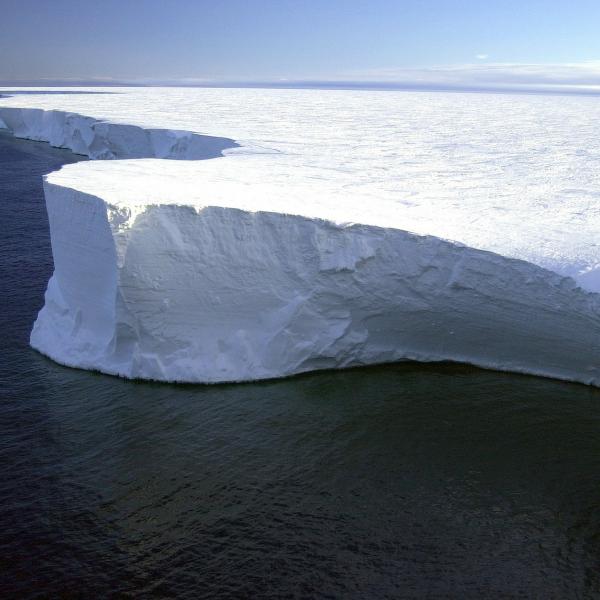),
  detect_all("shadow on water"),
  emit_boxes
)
[2,130,600,598]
